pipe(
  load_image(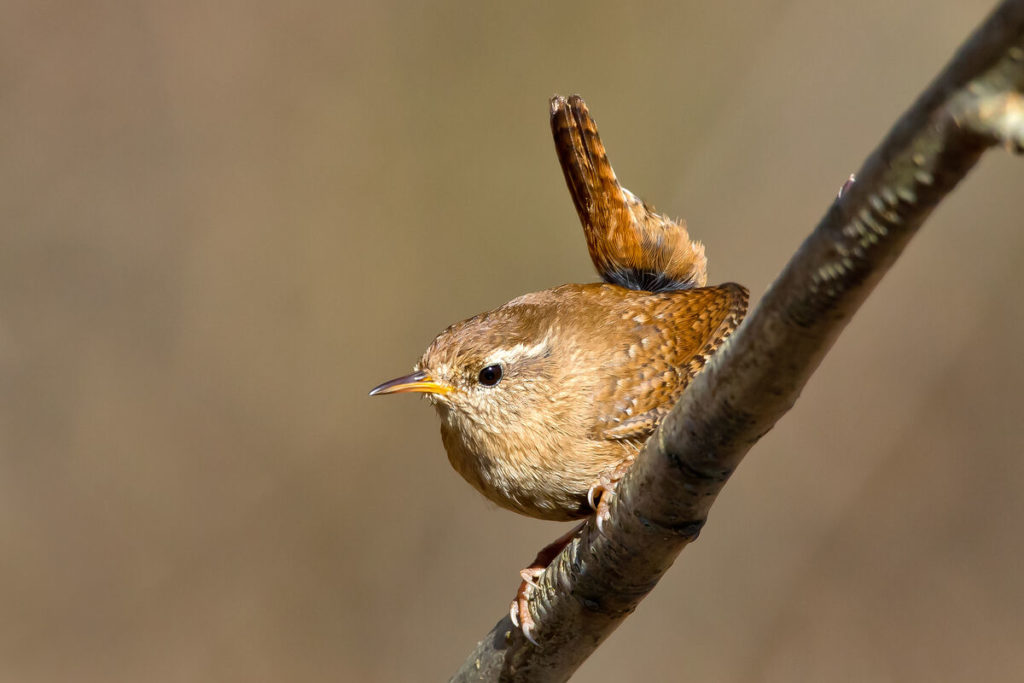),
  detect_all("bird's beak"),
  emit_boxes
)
[368,370,453,396]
